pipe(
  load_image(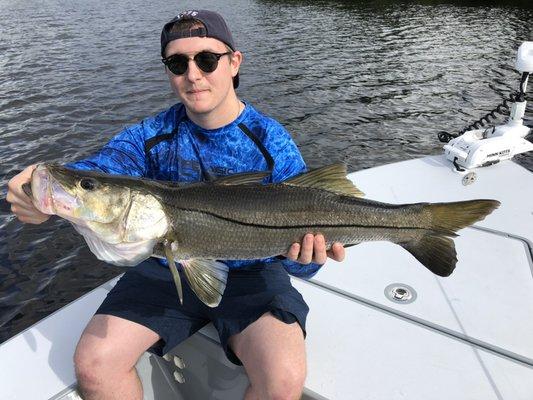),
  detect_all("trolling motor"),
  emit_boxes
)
[441,42,533,171]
